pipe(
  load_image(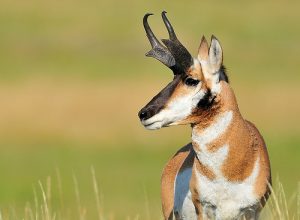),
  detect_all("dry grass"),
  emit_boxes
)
[261,179,300,220]
[0,171,298,220]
